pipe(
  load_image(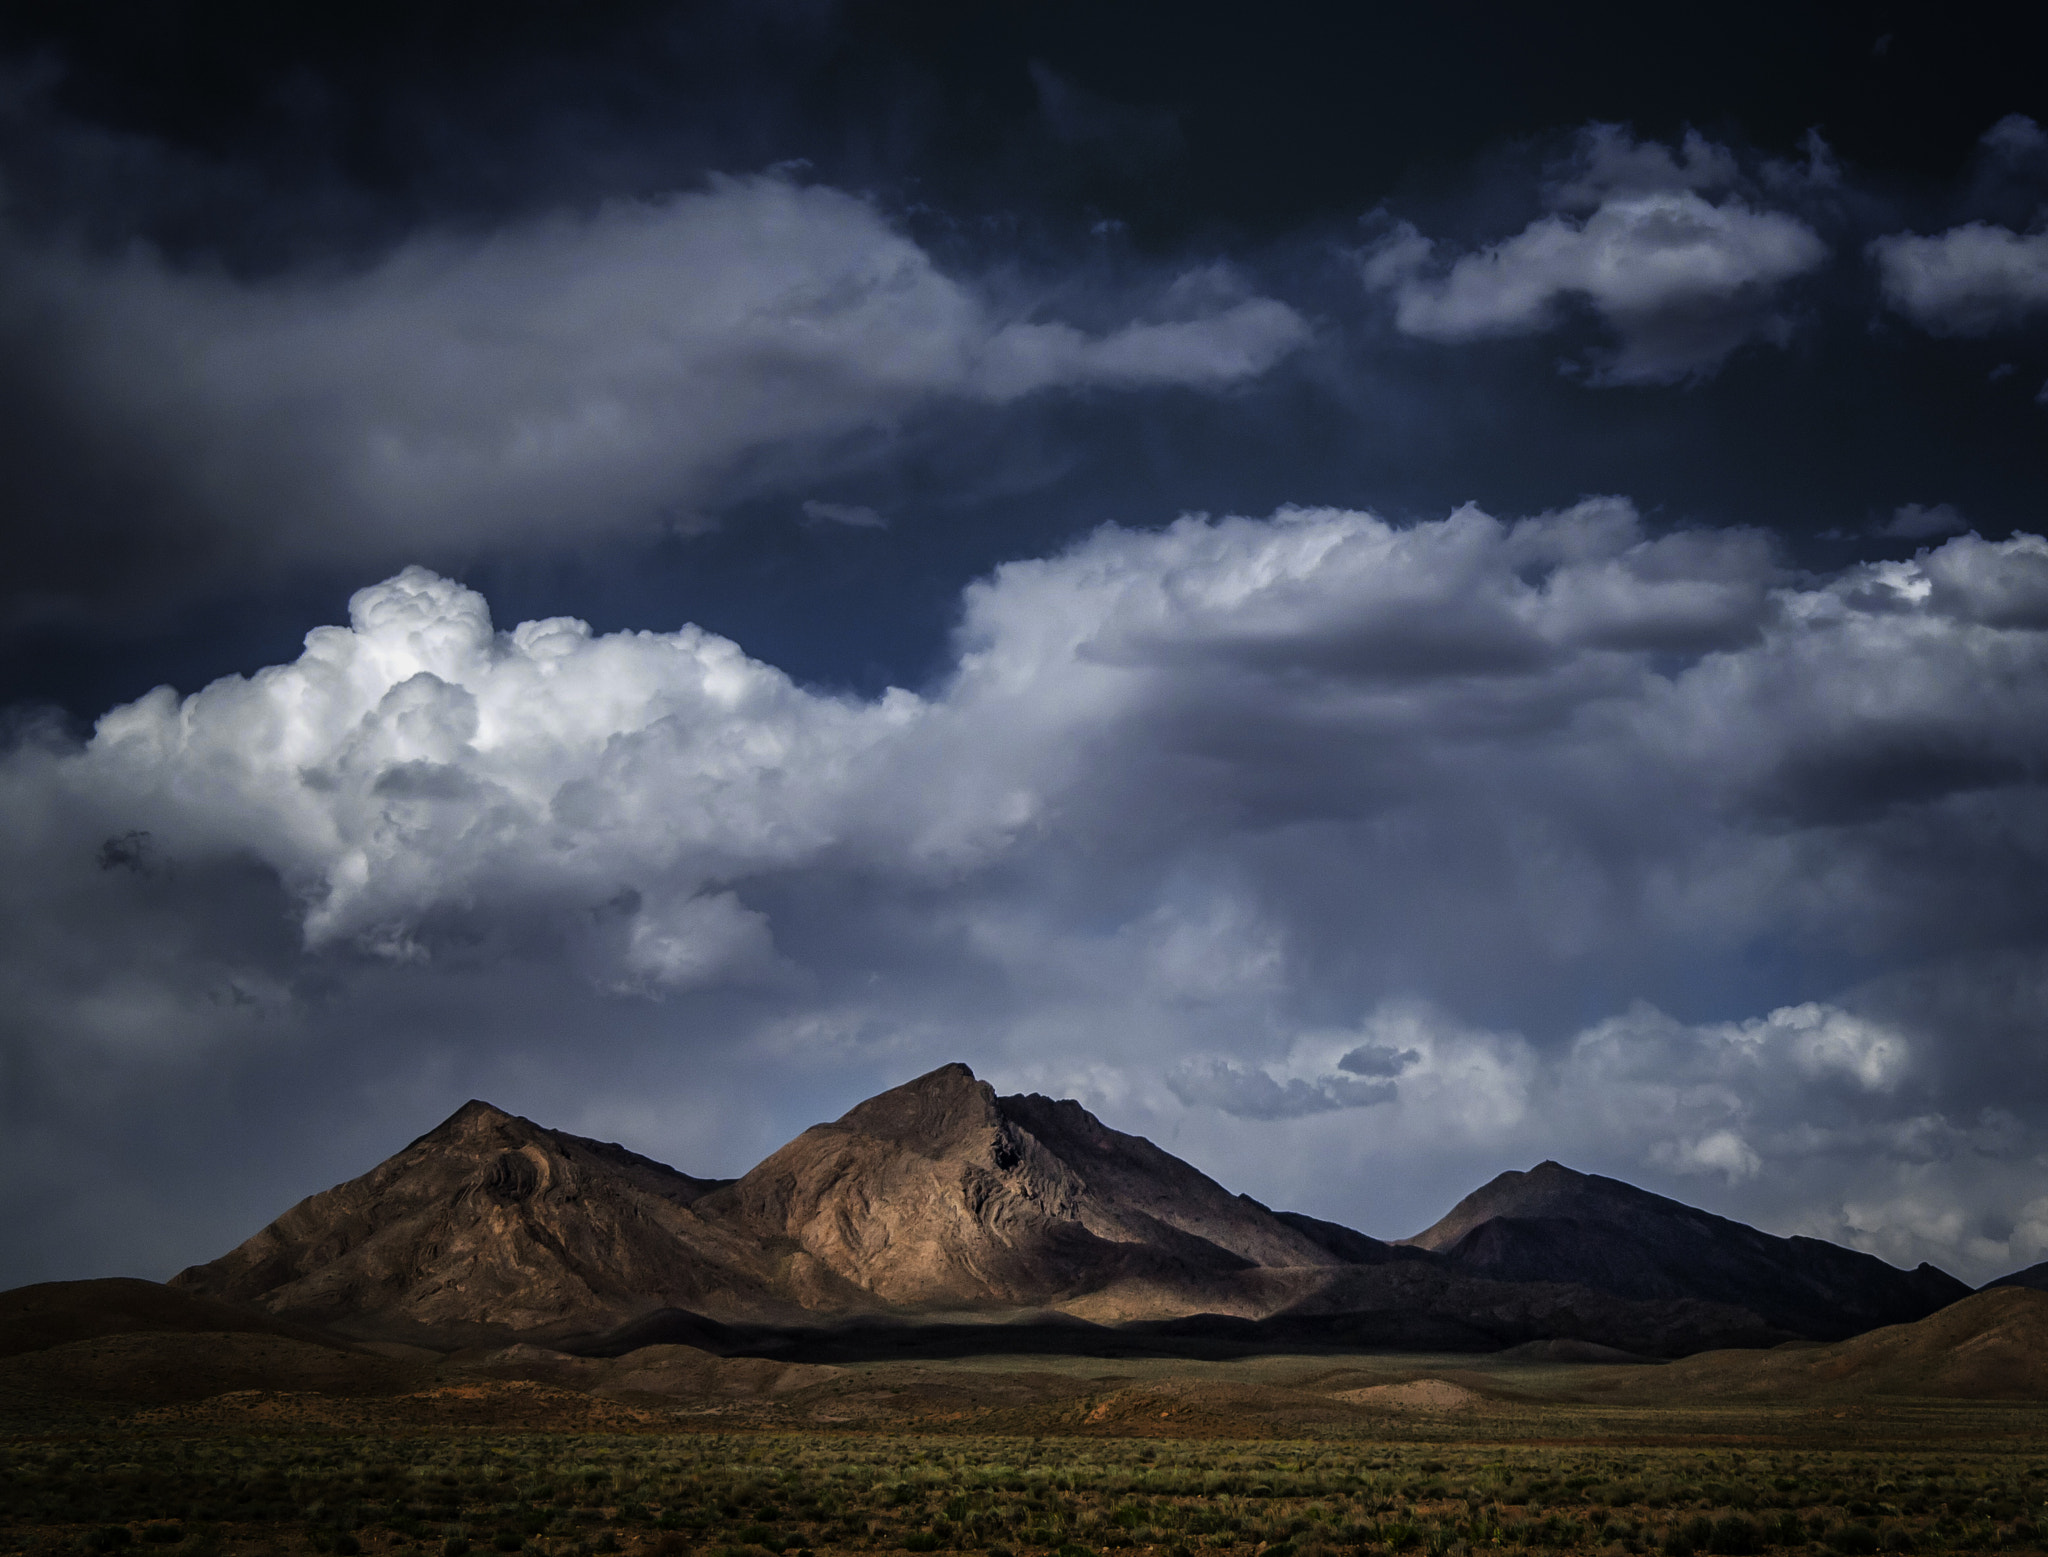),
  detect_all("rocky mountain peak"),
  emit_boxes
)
[828,1062,1003,1157]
